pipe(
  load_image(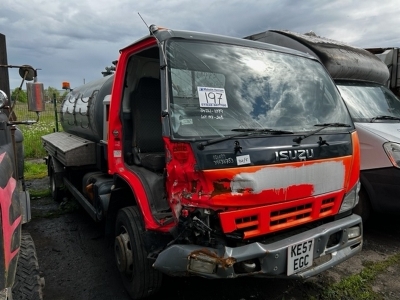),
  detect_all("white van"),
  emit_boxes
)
[336,81,400,220]
[245,30,400,221]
